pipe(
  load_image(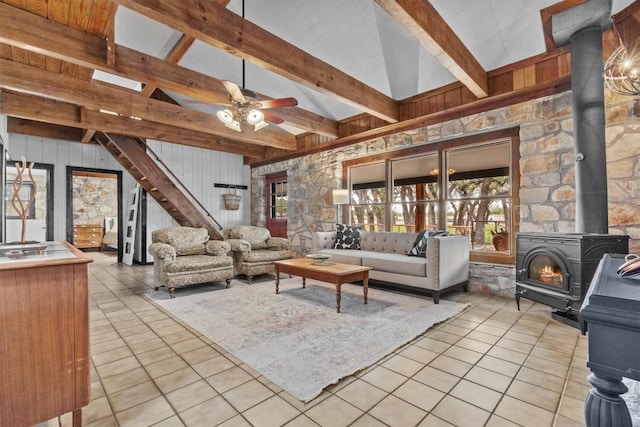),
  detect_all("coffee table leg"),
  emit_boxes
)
[275,266,280,294]
[363,275,368,305]
[302,277,306,289]
[336,284,341,313]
